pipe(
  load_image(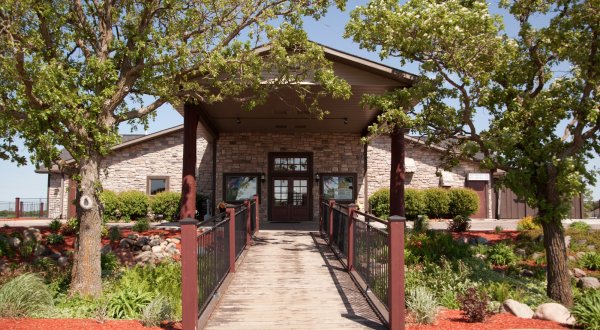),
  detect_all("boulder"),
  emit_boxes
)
[128,233,139,240]
[515,248,527,258]
[57,256,69,267]
[568,256,577,262]
[520,269,535,277]
[49,252,62,260]
[149,238,161,247]
[135,236,150,247]
[151,245,163,254]
[587,245,596,251]
[531,252,544,260]
[142,245,151,251]
[503,299,534,319]
[119,238,135,248]
[533,303,576,325]
[34,245,50,257]
[576,239,587,245]
[167,238,181,245]
[576,251,586,259]
[573,268,587,278]
[23,228,42,243]
[100,244,112,255]
[564,236,571,248]
[8,237,21,248]
[134,251,153,263]
[577,277,600,290]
